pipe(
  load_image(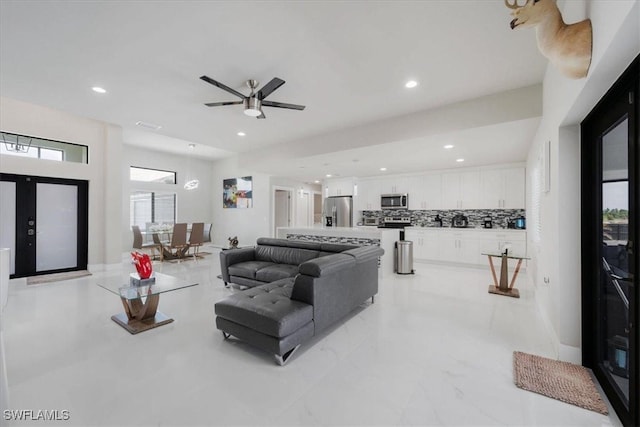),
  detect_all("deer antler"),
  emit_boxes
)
[504,0,528,9]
